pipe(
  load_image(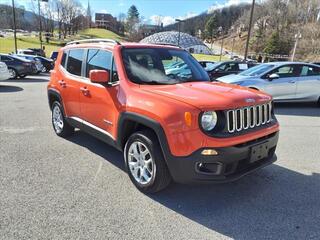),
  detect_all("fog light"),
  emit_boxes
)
[201,149,218,156]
